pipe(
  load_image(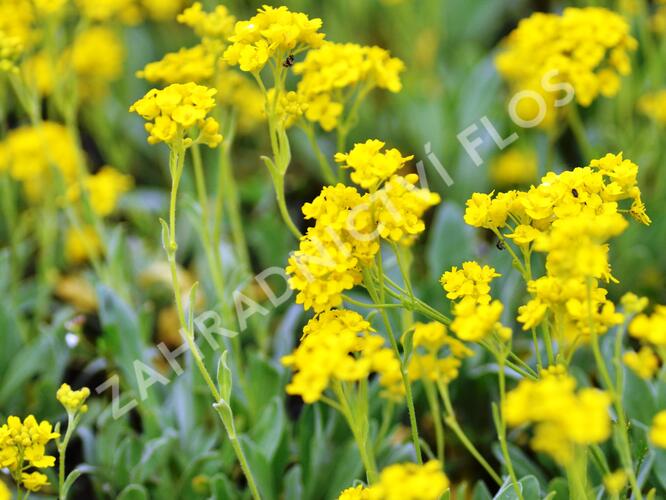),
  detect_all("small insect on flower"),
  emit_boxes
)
[283,54,295,67]
[496,239,505,250]
[572,188,579,198]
